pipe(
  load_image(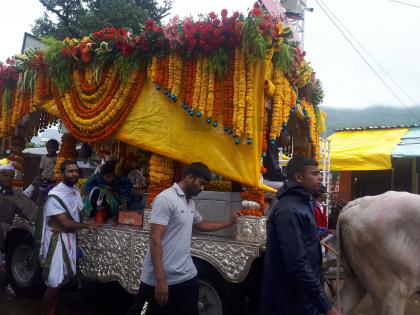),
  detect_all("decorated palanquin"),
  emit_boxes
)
[0,3,325,196]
